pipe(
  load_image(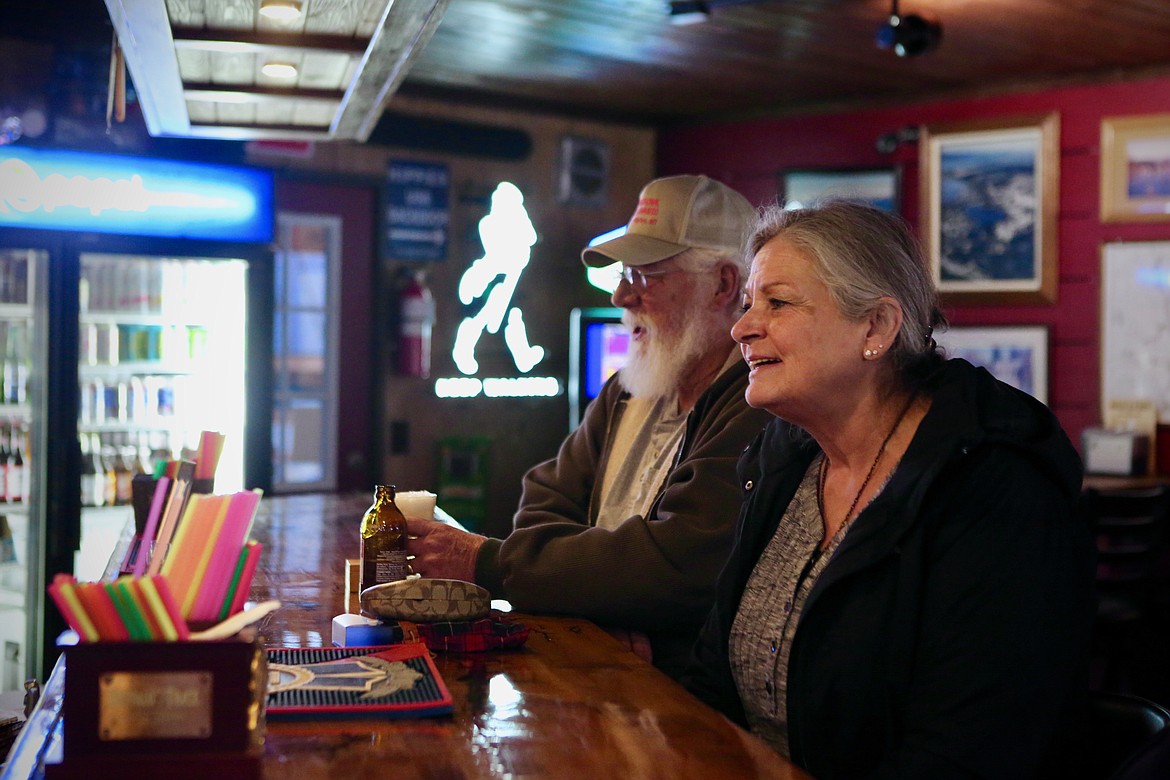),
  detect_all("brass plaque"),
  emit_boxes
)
[98,671,213,741]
